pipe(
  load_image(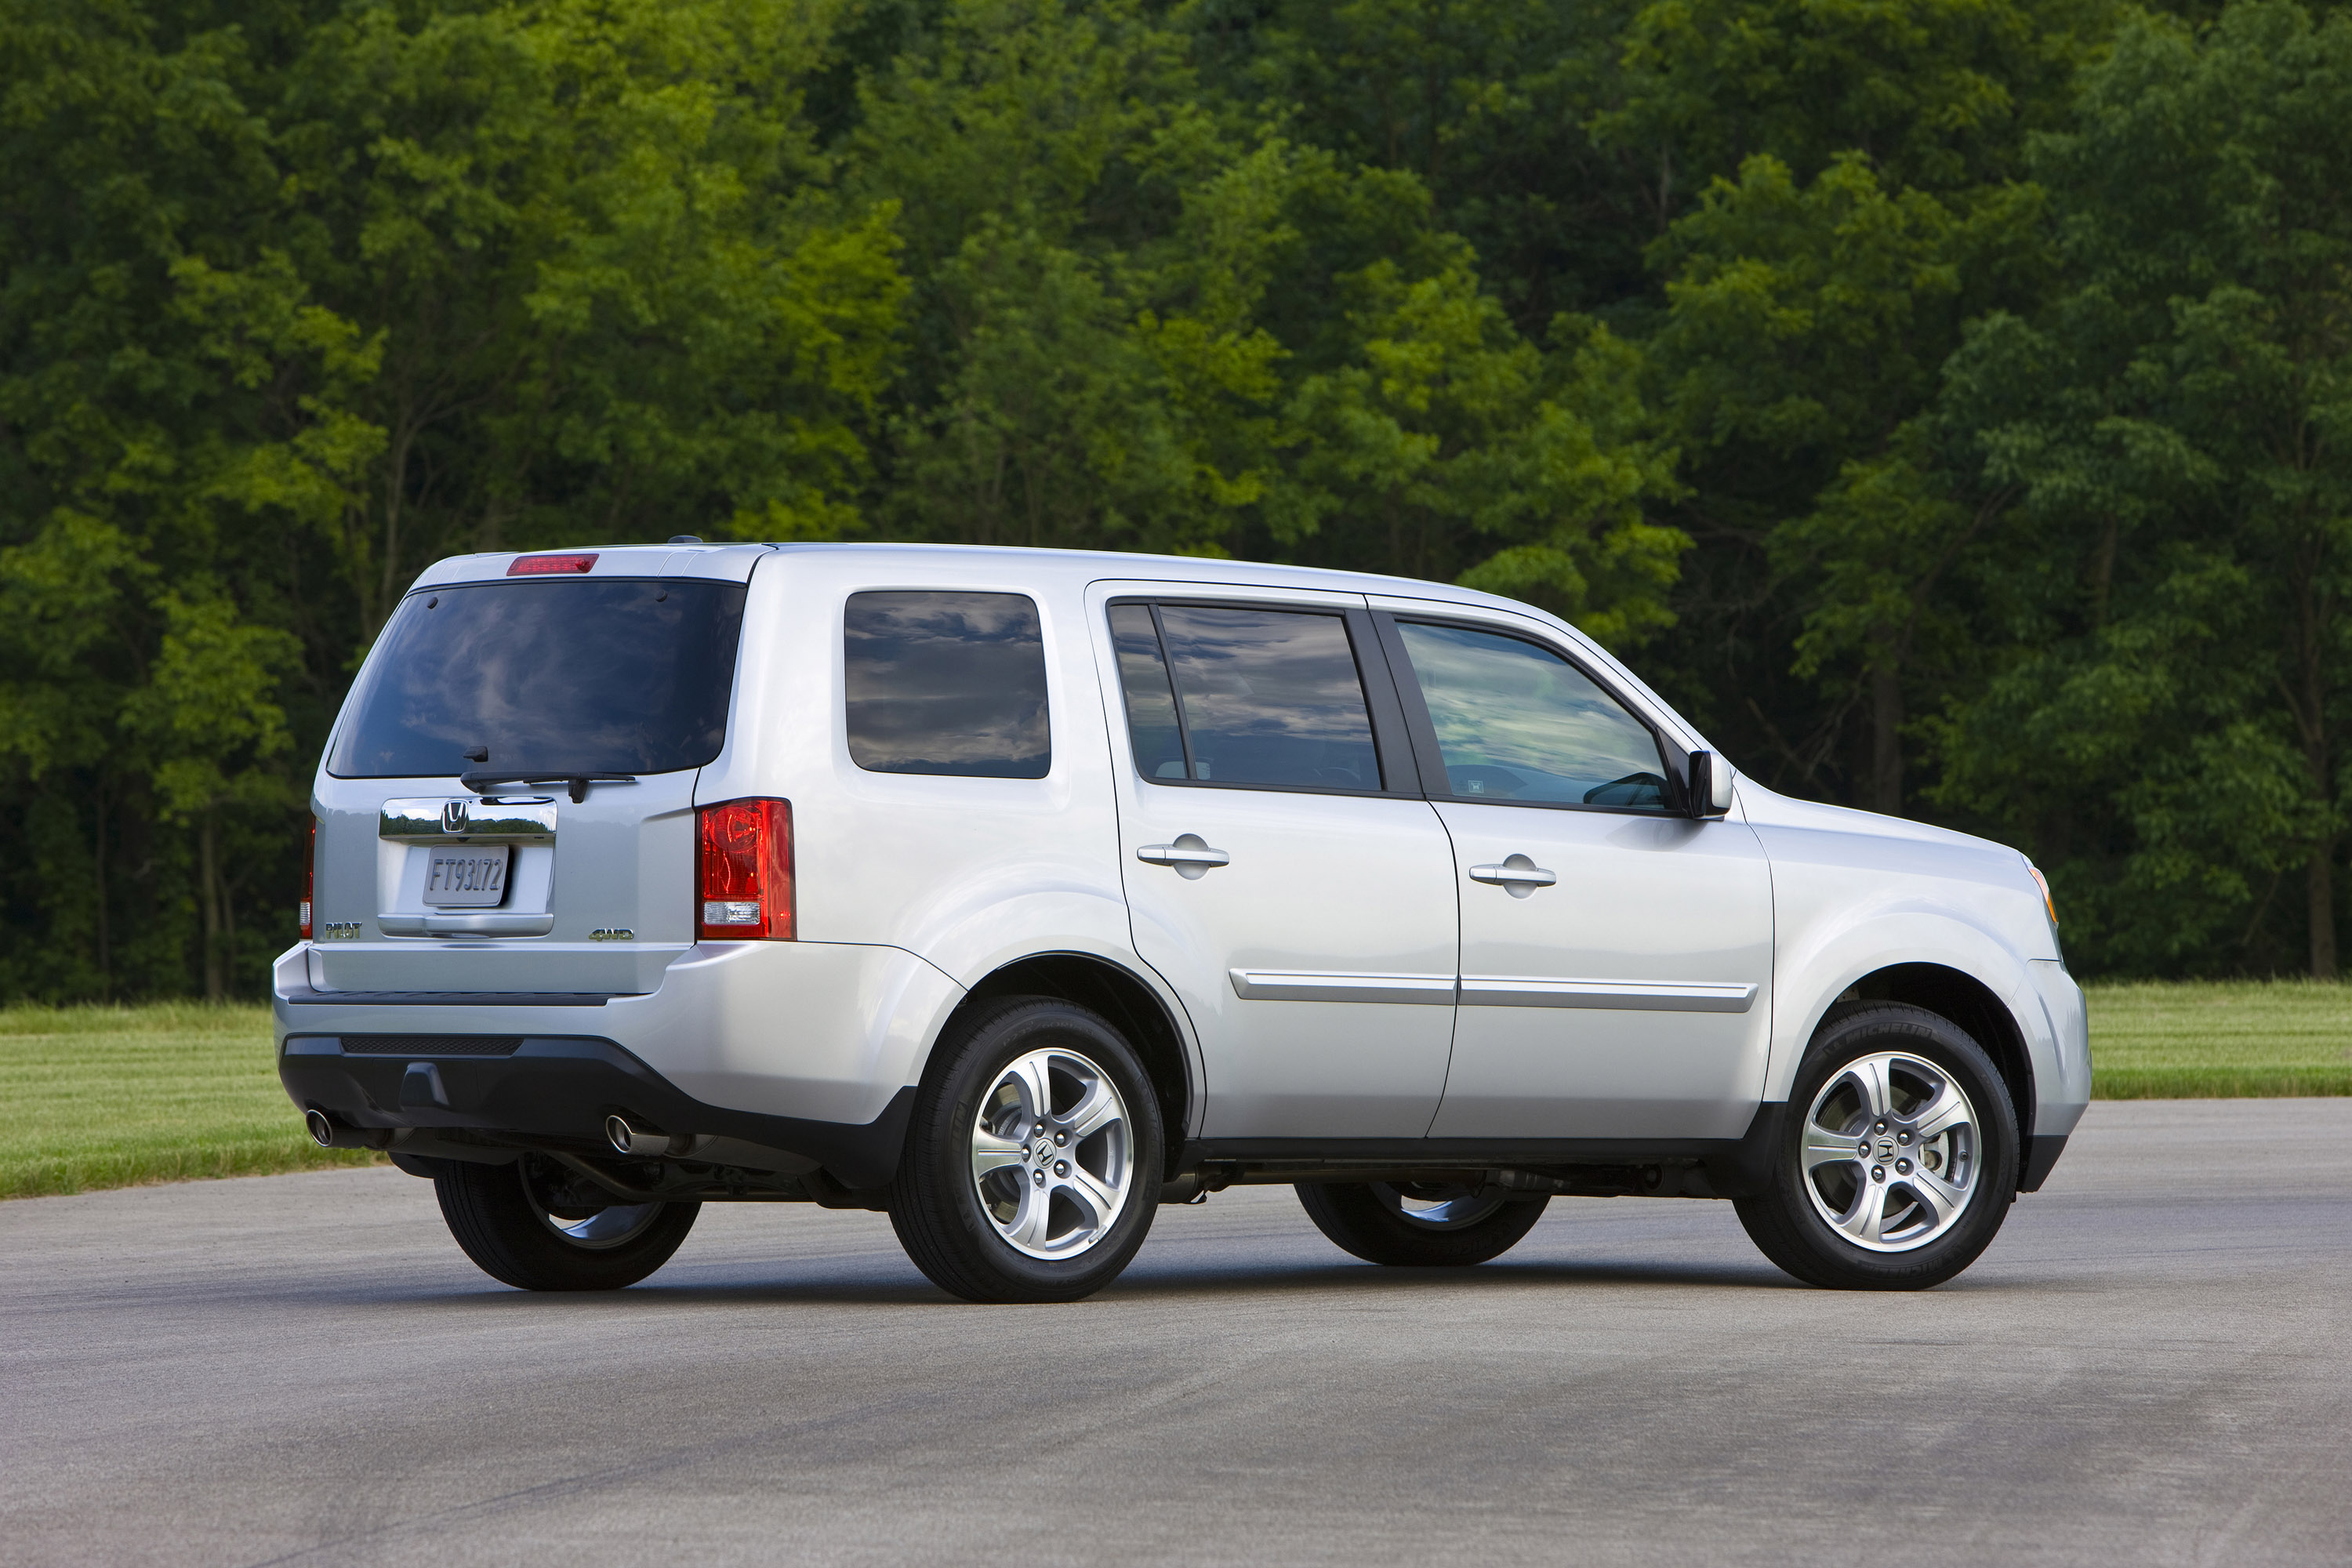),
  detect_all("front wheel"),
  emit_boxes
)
[434,1153,700,1290]
[1297,1181,1549,1266]
[1736,1002,2019,1290]
[888,996,1163,1303]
